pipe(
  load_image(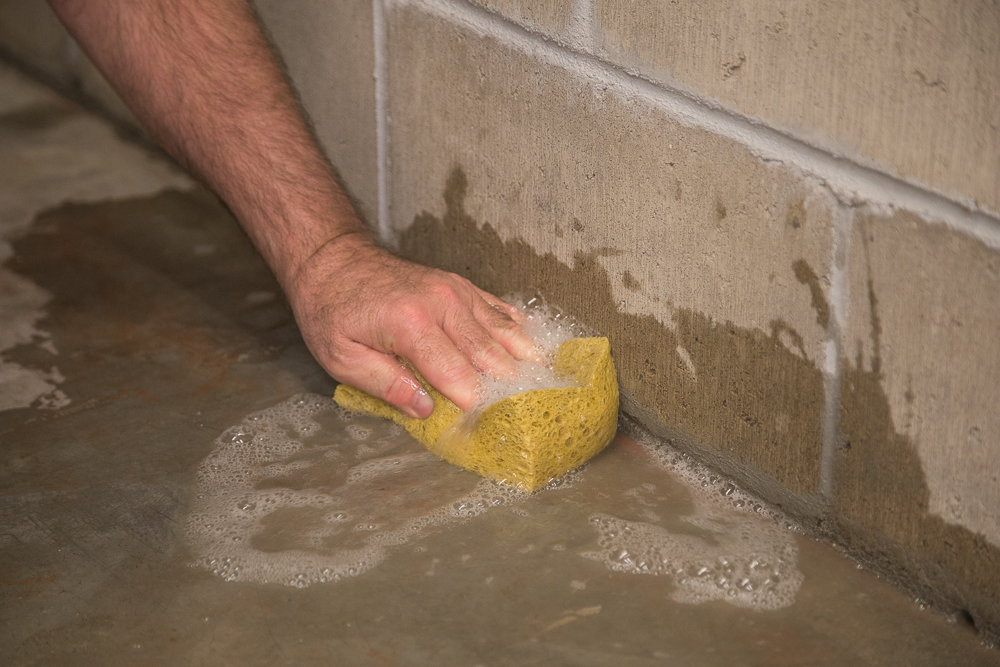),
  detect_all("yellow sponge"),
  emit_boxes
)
[333,337,618,491]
